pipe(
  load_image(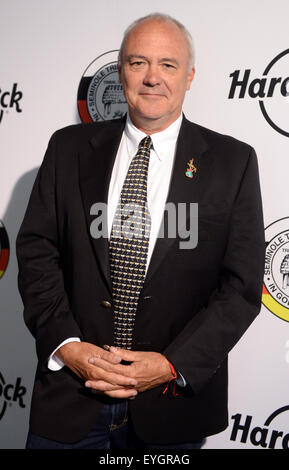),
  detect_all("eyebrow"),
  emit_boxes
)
[126,54,179,66]
[161,58,179,66]
[126,55,147,62]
